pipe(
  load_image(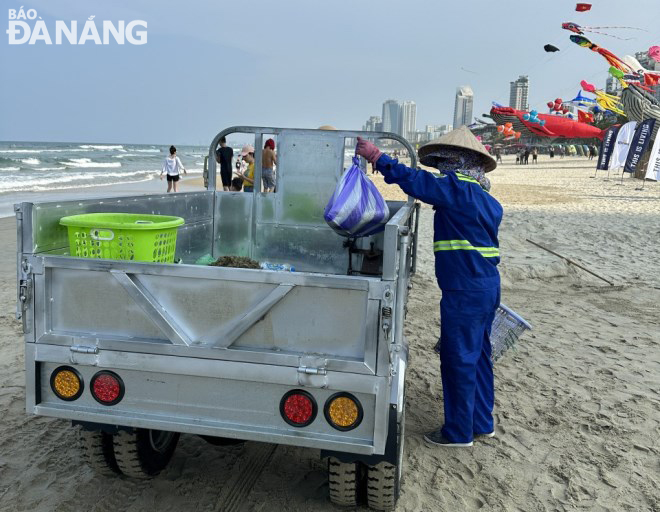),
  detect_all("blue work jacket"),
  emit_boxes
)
[376,154,503,291]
